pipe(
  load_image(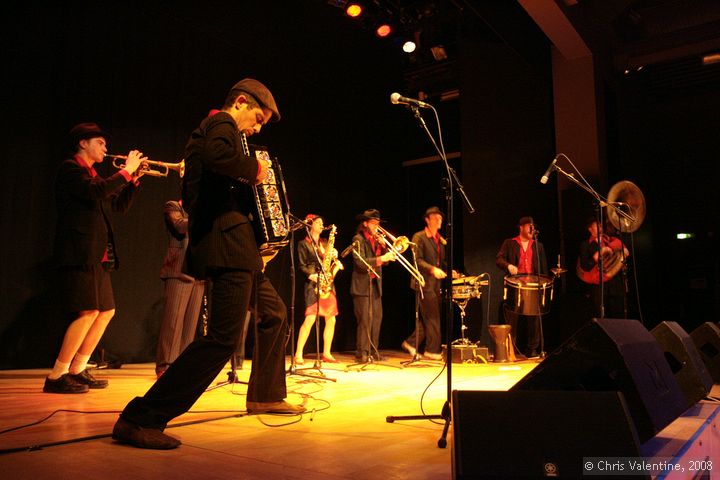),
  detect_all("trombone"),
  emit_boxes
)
[106,154,185,178]
[375,225,426,288]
